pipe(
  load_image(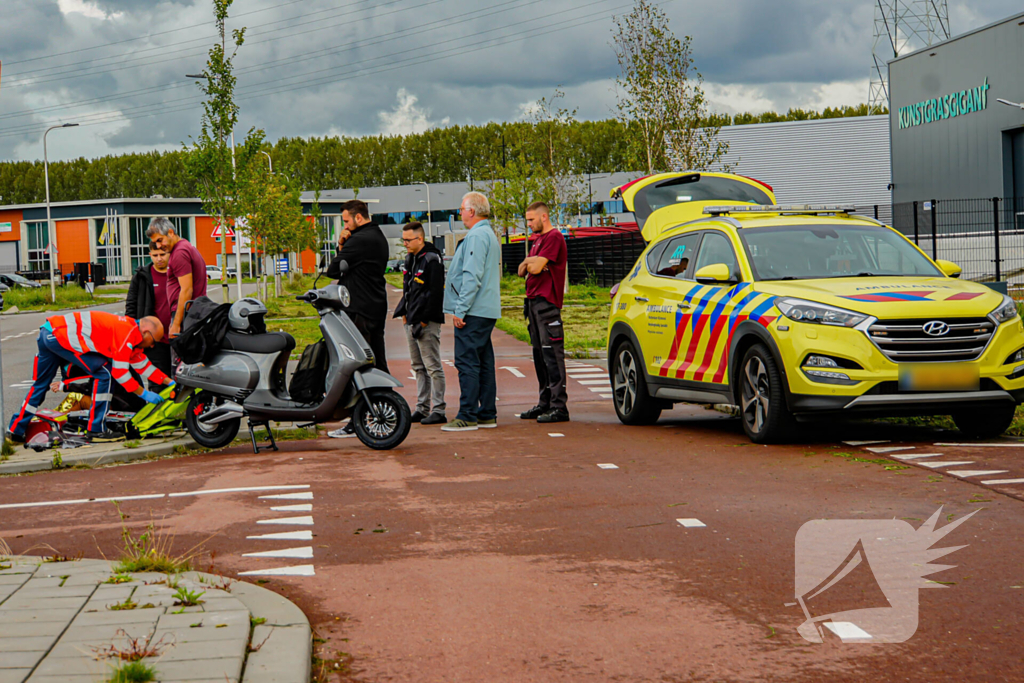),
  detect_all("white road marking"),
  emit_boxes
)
[598,394,614,399]
[500,366,526,378]
[0,493,167,510]
[566,372,607,378]
[948,470,1010,478]
[270,504,313,512]
[256,515,314,526]
[824,622,872,642]
[242,546,314,559]
[981,477,1024,485]
[238,565,315,577]
[168,485,309,497]
[246,530,314,541]
[891,453,944,460]
[934,442,1024,447]
[578,379,612,385]
[865,446,916,453]
[676,518,706,528]
[843,440,889,446]
[596,463,617,469]
[918,461,974,468]
[259,492,314,500]
[588,387,611,393]
[548,433,565,438]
